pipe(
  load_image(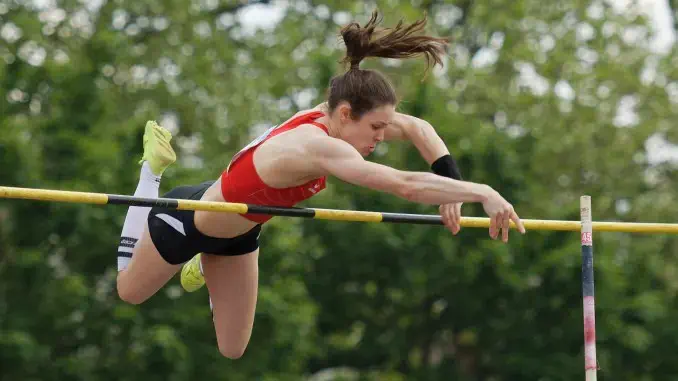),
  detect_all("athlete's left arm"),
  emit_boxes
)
[385,112,465,234]
[384,113,451,165]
